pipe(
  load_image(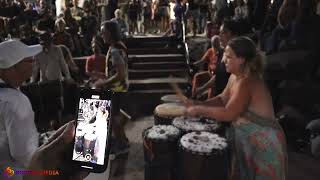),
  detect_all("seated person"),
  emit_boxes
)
[192,35,222,99]
[85,40,106,86]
